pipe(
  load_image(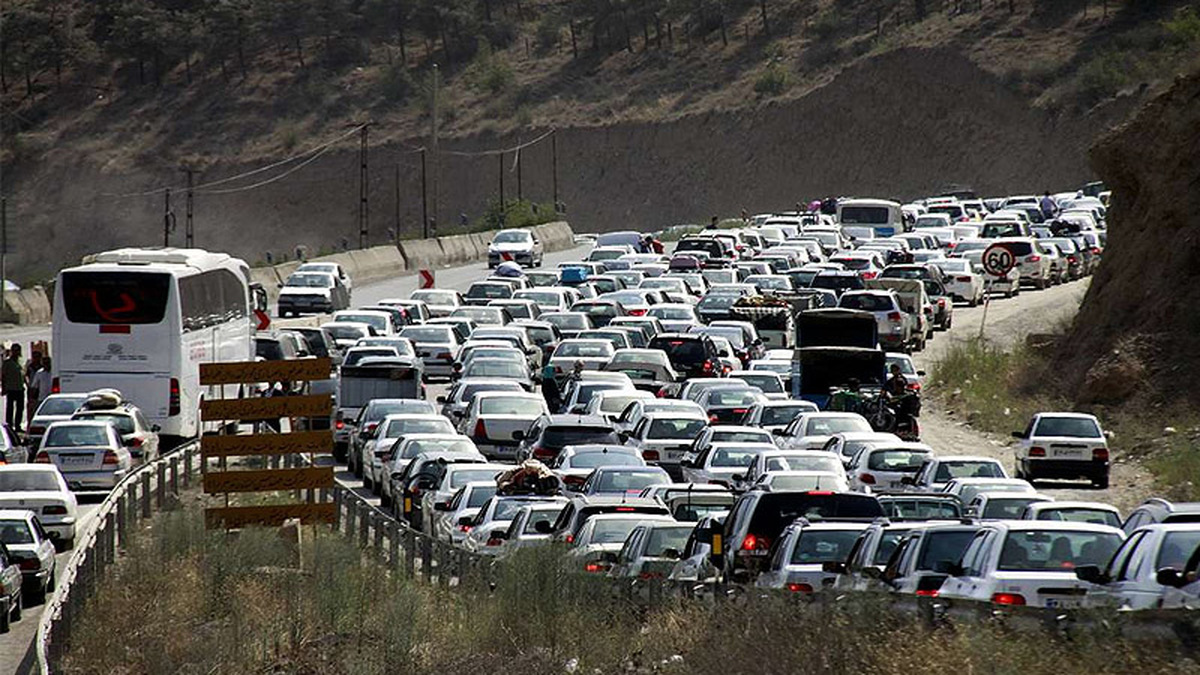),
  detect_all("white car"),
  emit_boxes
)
[1012,412,1110,489]
[419,463,509,535]
[680,442,778,488]
[749,470,849,493]
[739,400,820,433]
[755,520,870,593]
[846,442,934,492]
[35,421,132,492]
[488,228,544,268]
[820,431,904,469]
[566,513,675,574]
[460,392,548,461]
[1077,524,1200,611]
[1020,501,1122,529]
[362,414,457,496]
[624,411,710,469]
[0,509,58,602]
[941,478,1035,506]
[645,304,700,332]
[733,450,847,491]
[409,289,463,318]
[608,522,695,580]
[464,495,568,555]
[613,399,705,435]
[936,522,1124,617]
[0,466,78,549]
[495,503,569,557]
[778,413,874,451]
[905,456,1009,492]
[583,390,656,422]
[296,261,353,291]
[932,258,984,306]
[966,492,1054,521]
